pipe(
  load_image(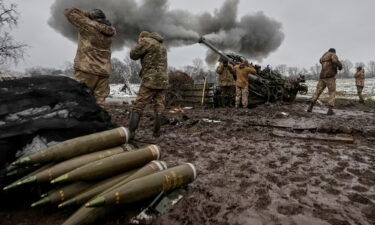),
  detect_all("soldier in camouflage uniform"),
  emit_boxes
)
[307,48,342,115]
[216,60,235,107]
[65,8,116,105]
[233,61,257,108]
[354,66,365,103]
[128,31,168,138]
